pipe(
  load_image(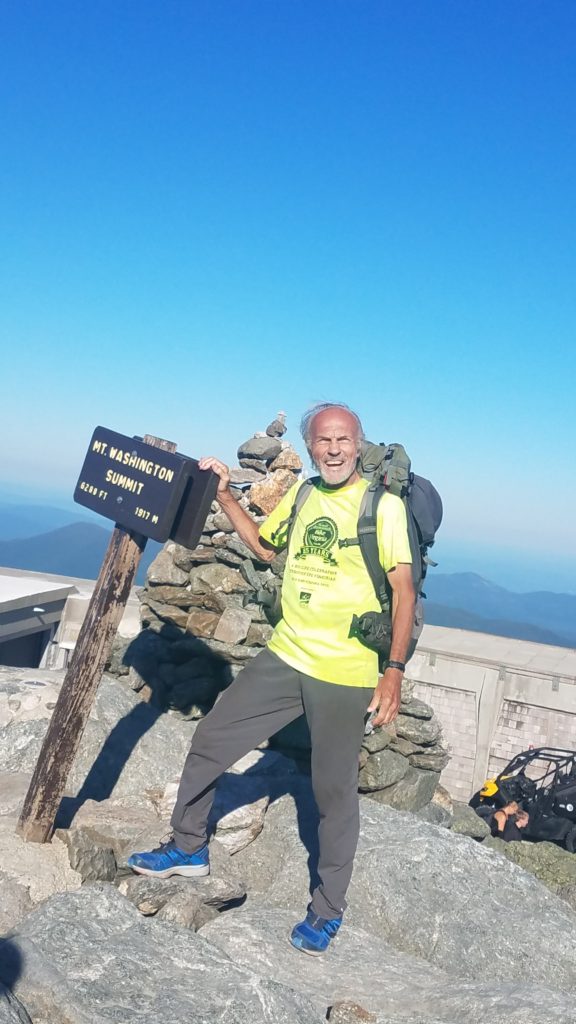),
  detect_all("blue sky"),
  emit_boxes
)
[1,1,575,591]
